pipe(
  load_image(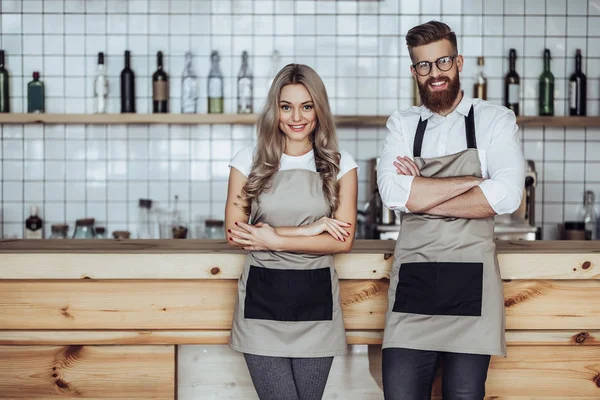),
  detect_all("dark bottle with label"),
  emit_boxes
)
[25,205,44,239]
[504,49,520,116]
[120,50,136,113]
[27,71,45,113]
[152,51,169,113]
[538,49,554,116]
[569,49,587,116]
[0,50,9,113]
